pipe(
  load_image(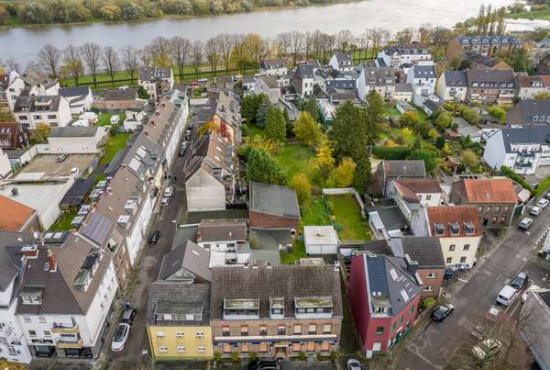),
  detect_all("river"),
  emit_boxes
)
[0,0,539,67]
